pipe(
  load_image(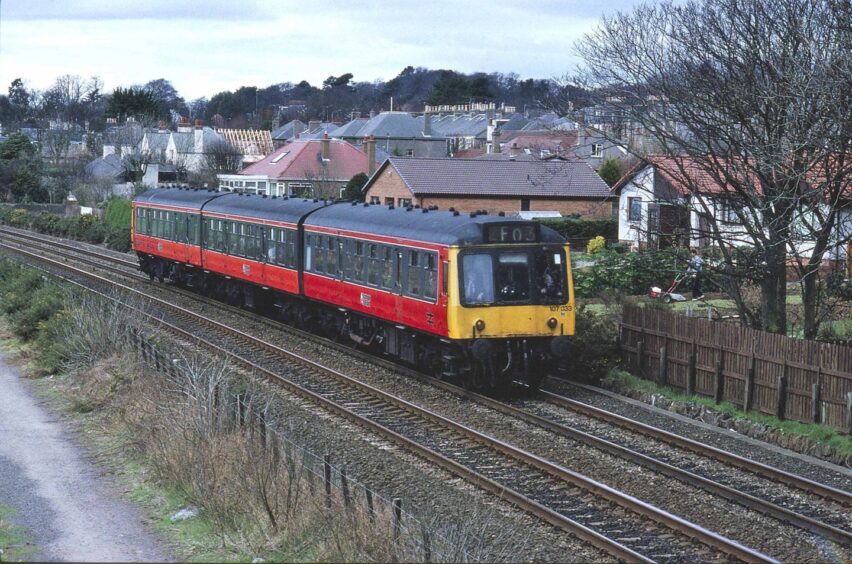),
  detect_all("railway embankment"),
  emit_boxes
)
[0,258,602,562]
